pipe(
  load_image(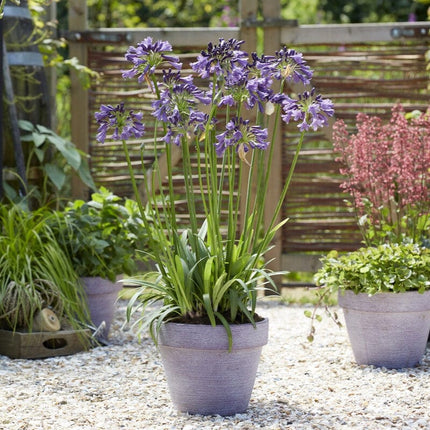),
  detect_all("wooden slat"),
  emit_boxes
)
[281,22,430,45]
